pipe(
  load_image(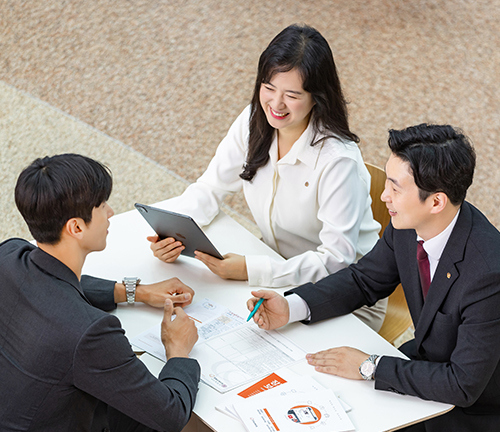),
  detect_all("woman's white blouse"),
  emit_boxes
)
[164,105,381,288]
